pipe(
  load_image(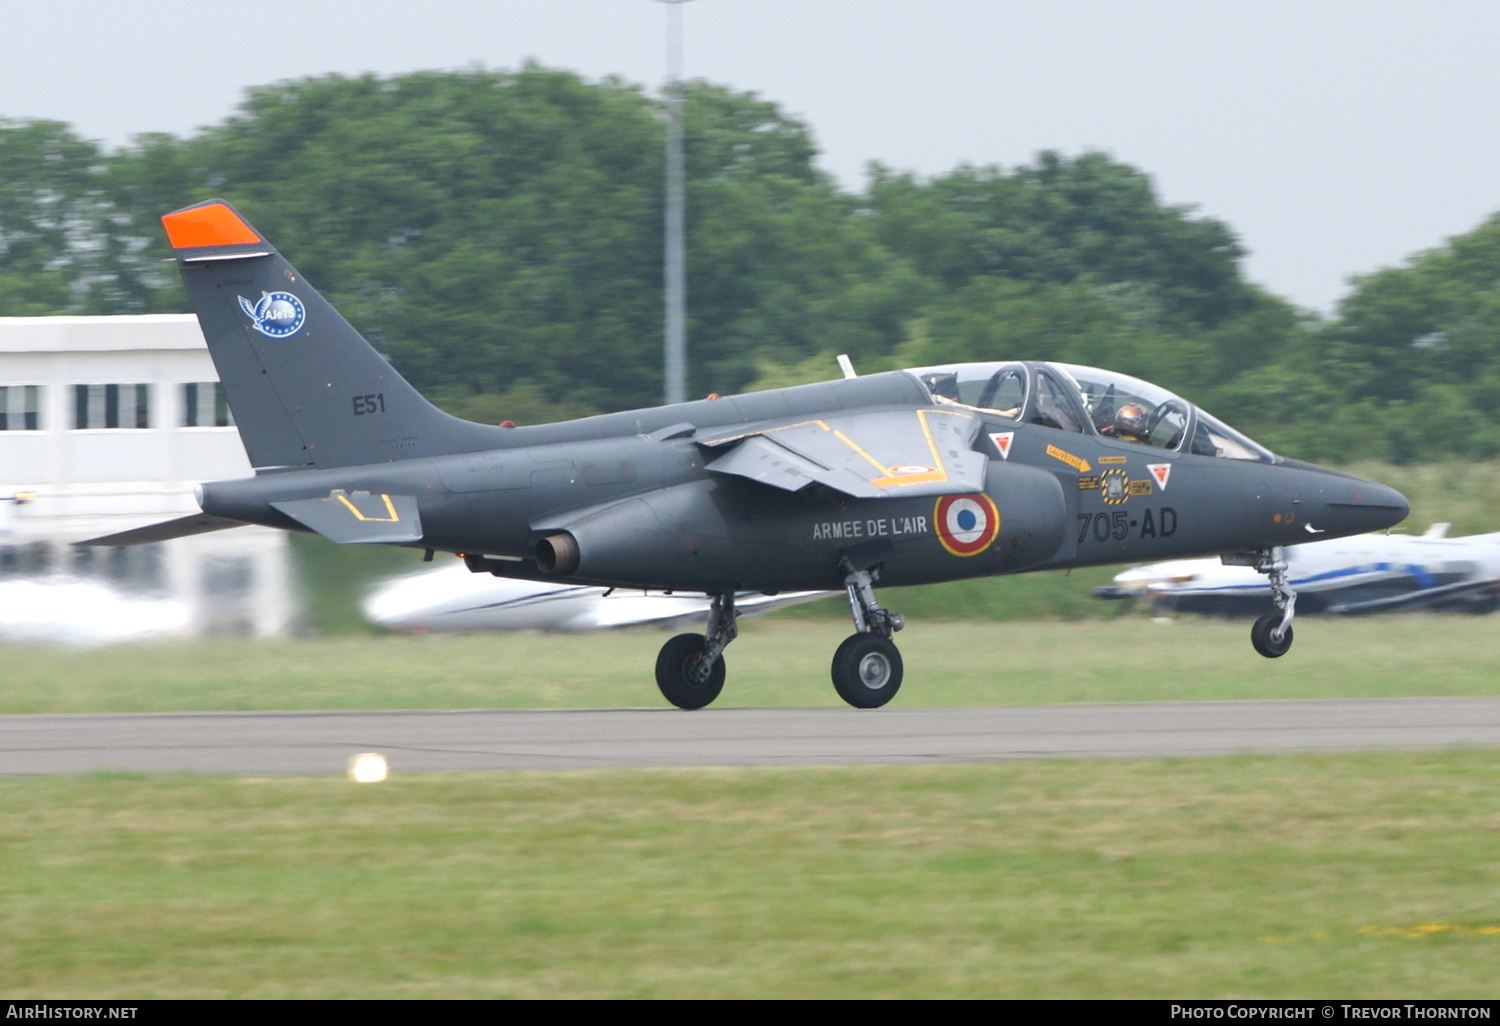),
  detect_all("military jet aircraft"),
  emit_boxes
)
[82,199,1410,708]
[1096,523,1500,617]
